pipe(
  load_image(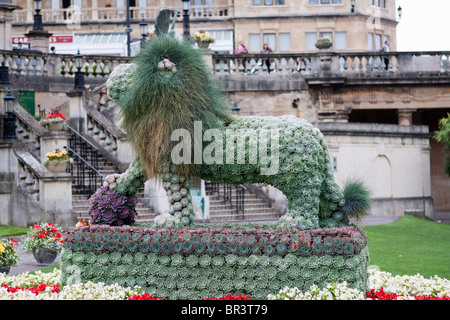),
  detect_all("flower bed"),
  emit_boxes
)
[1,269,449,300]
[60,224,369,300]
